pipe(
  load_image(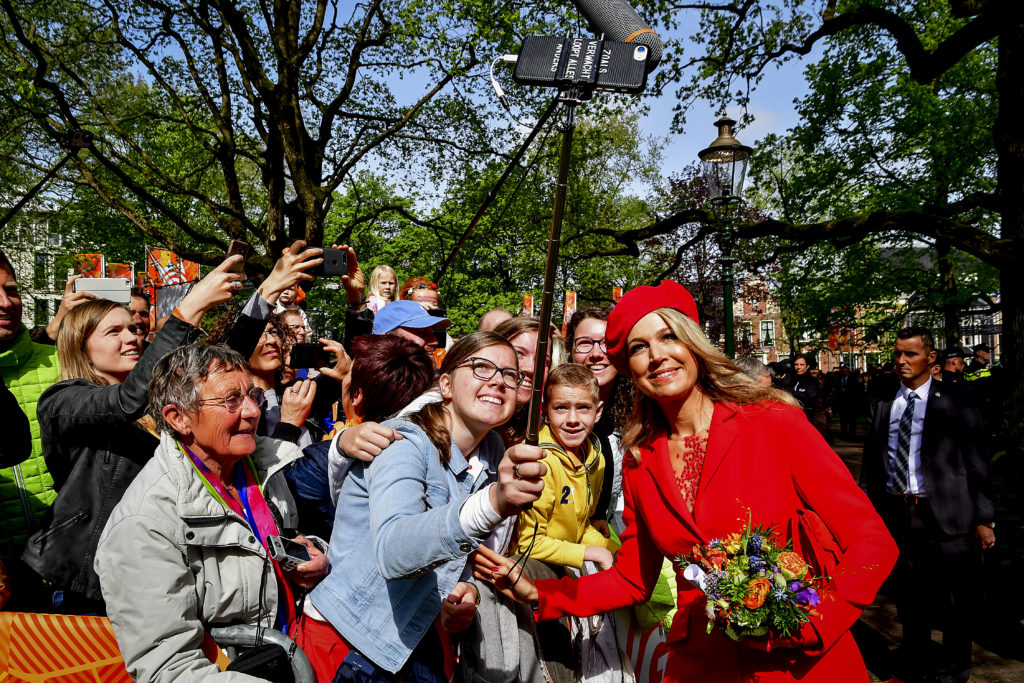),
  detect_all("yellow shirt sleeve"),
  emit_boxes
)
[514,445,588,568]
